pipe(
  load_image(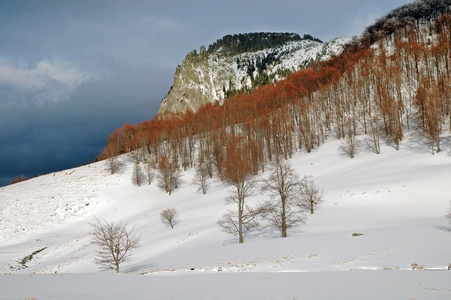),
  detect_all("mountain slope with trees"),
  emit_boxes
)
[98,2,449,245]
[1,1,450,297]
[158,32,350,115]
[102,1,450,170]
